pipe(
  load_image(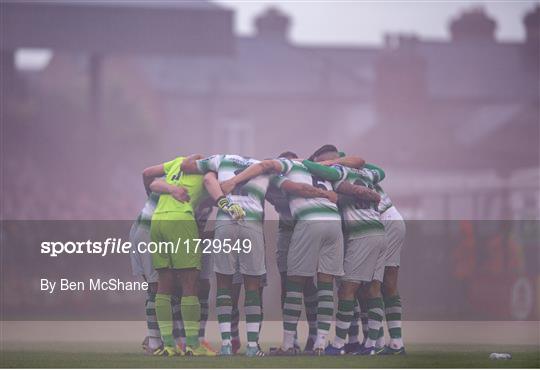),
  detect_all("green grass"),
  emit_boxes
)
[1,343,538,368]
